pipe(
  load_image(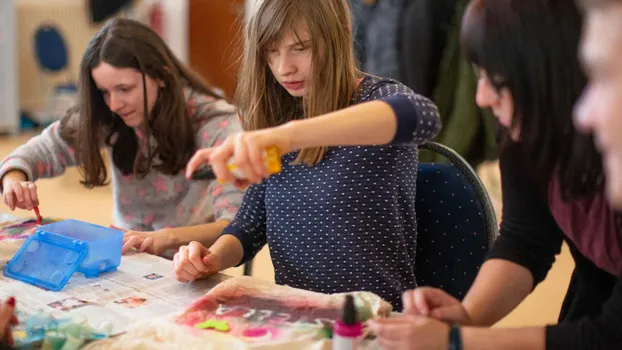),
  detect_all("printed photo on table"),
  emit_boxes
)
[48,297,92,312]
[113,296,148,309]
